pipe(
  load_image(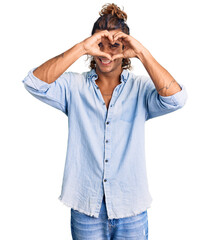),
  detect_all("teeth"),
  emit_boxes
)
[102,60,111,63]
[100,58,111,64]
